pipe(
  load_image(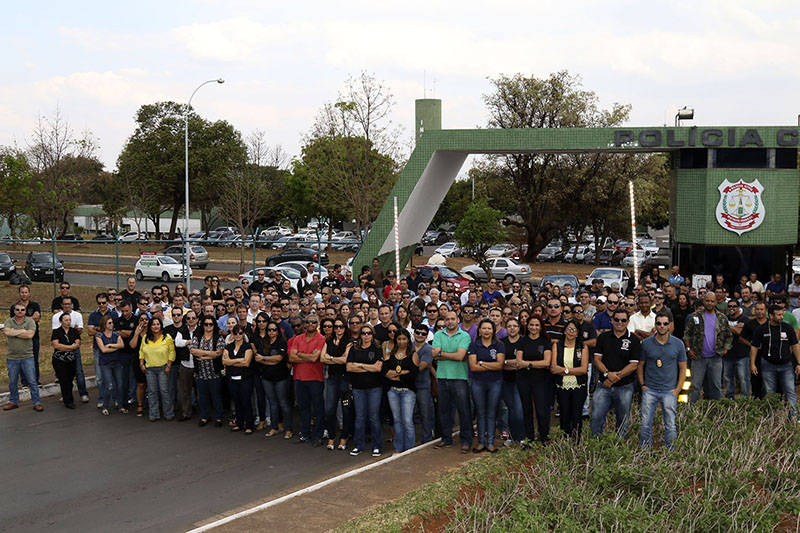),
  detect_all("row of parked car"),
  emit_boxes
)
[536,238,661,267]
